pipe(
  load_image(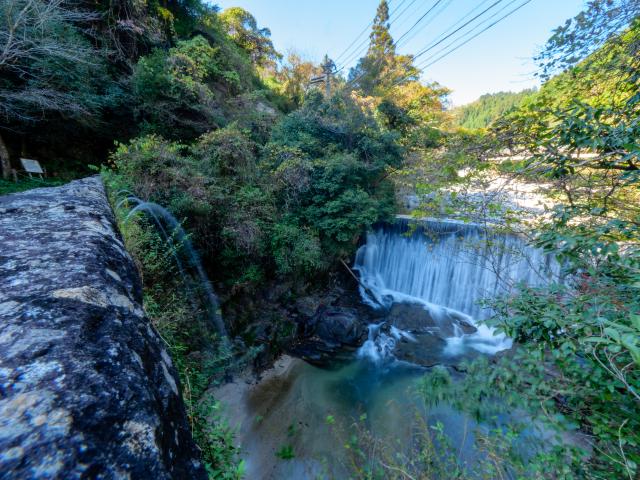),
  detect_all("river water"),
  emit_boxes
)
[214,219,561,479]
